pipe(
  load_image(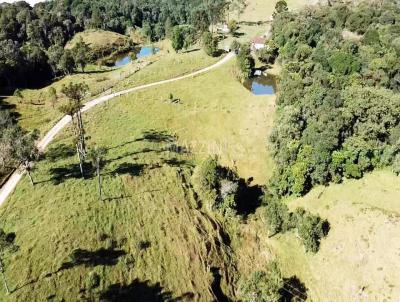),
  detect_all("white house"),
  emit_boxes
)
[251,36,267,50]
